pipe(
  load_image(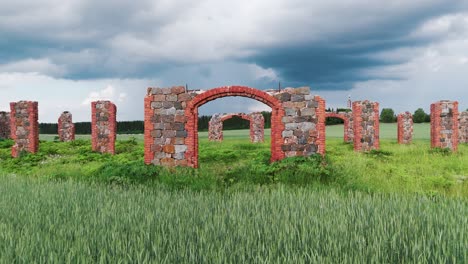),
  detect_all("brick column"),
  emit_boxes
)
[0,111,11,139]
[58,111,75,142]
[459,111,468,144]
[397,112,413,144]
[91,101,117,154]
[353,101,380,152]
[10,101,39,157]
[431,100,459,151]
